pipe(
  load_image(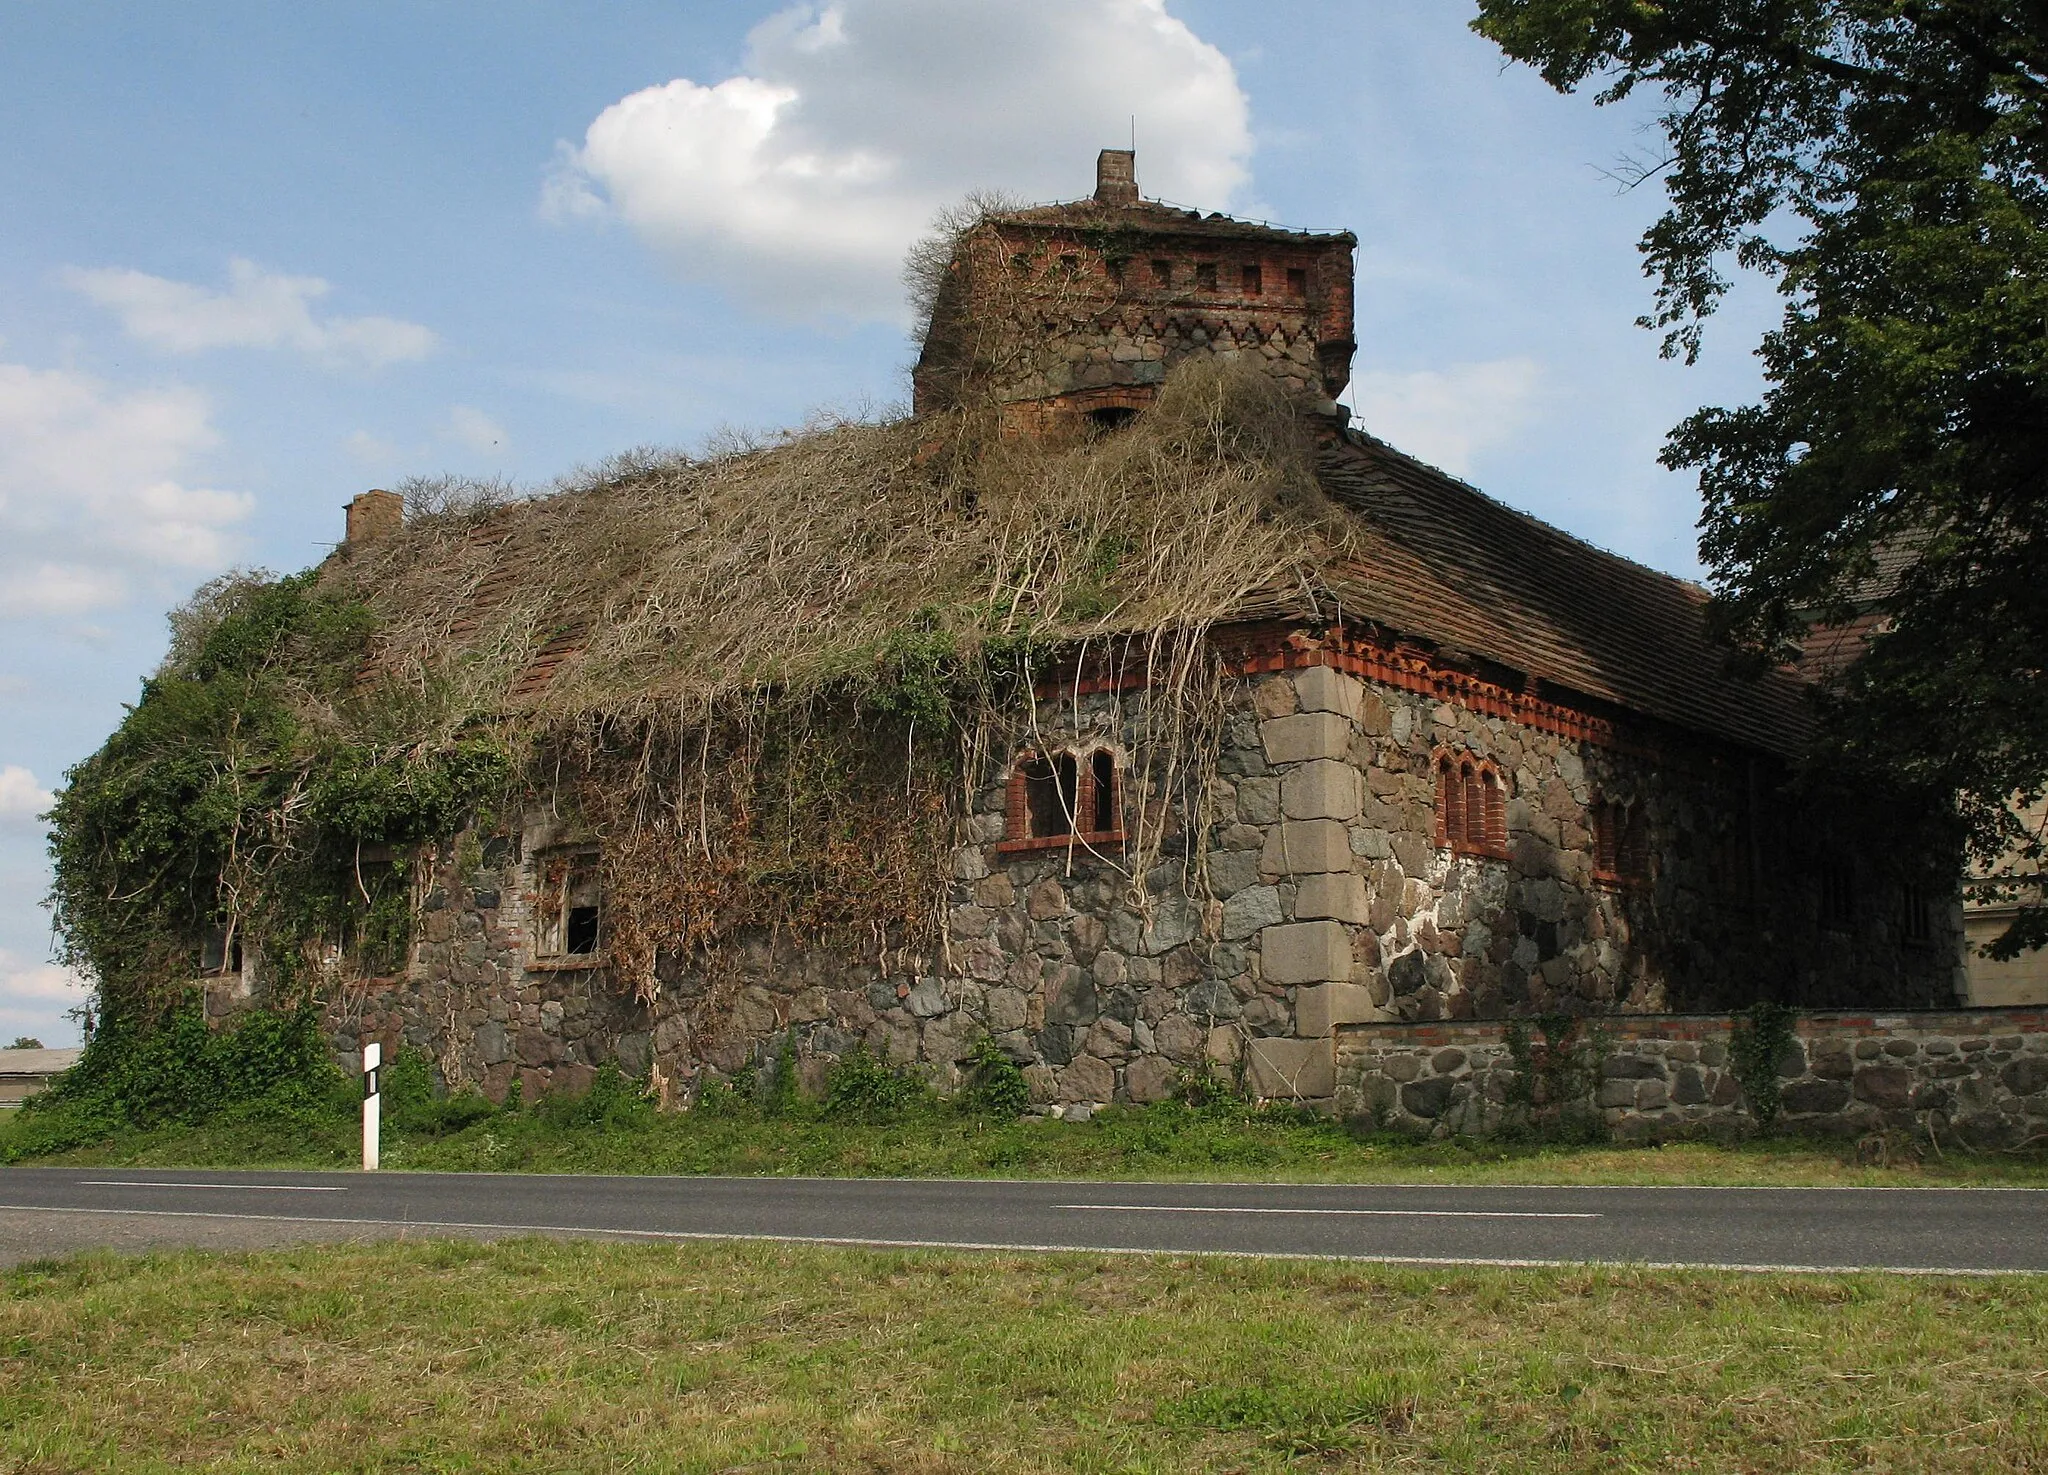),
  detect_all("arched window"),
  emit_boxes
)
[1592,799,1649,886]
[1435,751,1506,858]
[1000,747,1124,853]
